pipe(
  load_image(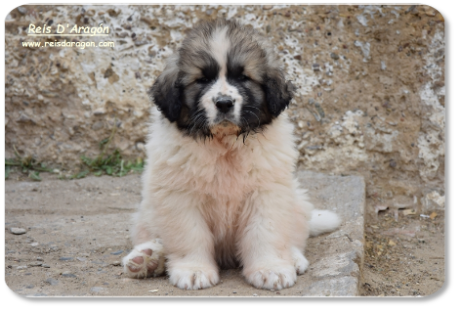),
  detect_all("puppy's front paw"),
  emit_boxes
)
[245,265,297,290]
[169,265,219,290]
[123,240,165,278]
